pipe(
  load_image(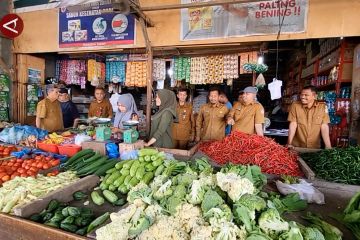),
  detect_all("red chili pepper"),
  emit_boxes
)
[199,131,303,177]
